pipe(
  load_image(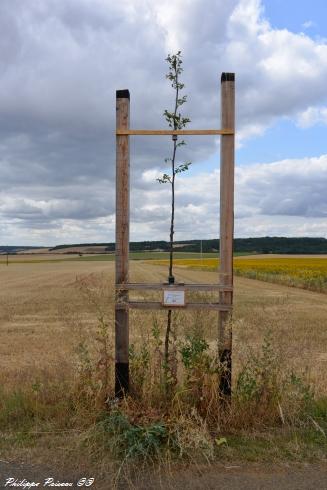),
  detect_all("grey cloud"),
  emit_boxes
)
[1,0,327,244]
[236,155,327,218]
[131,154,327,241]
